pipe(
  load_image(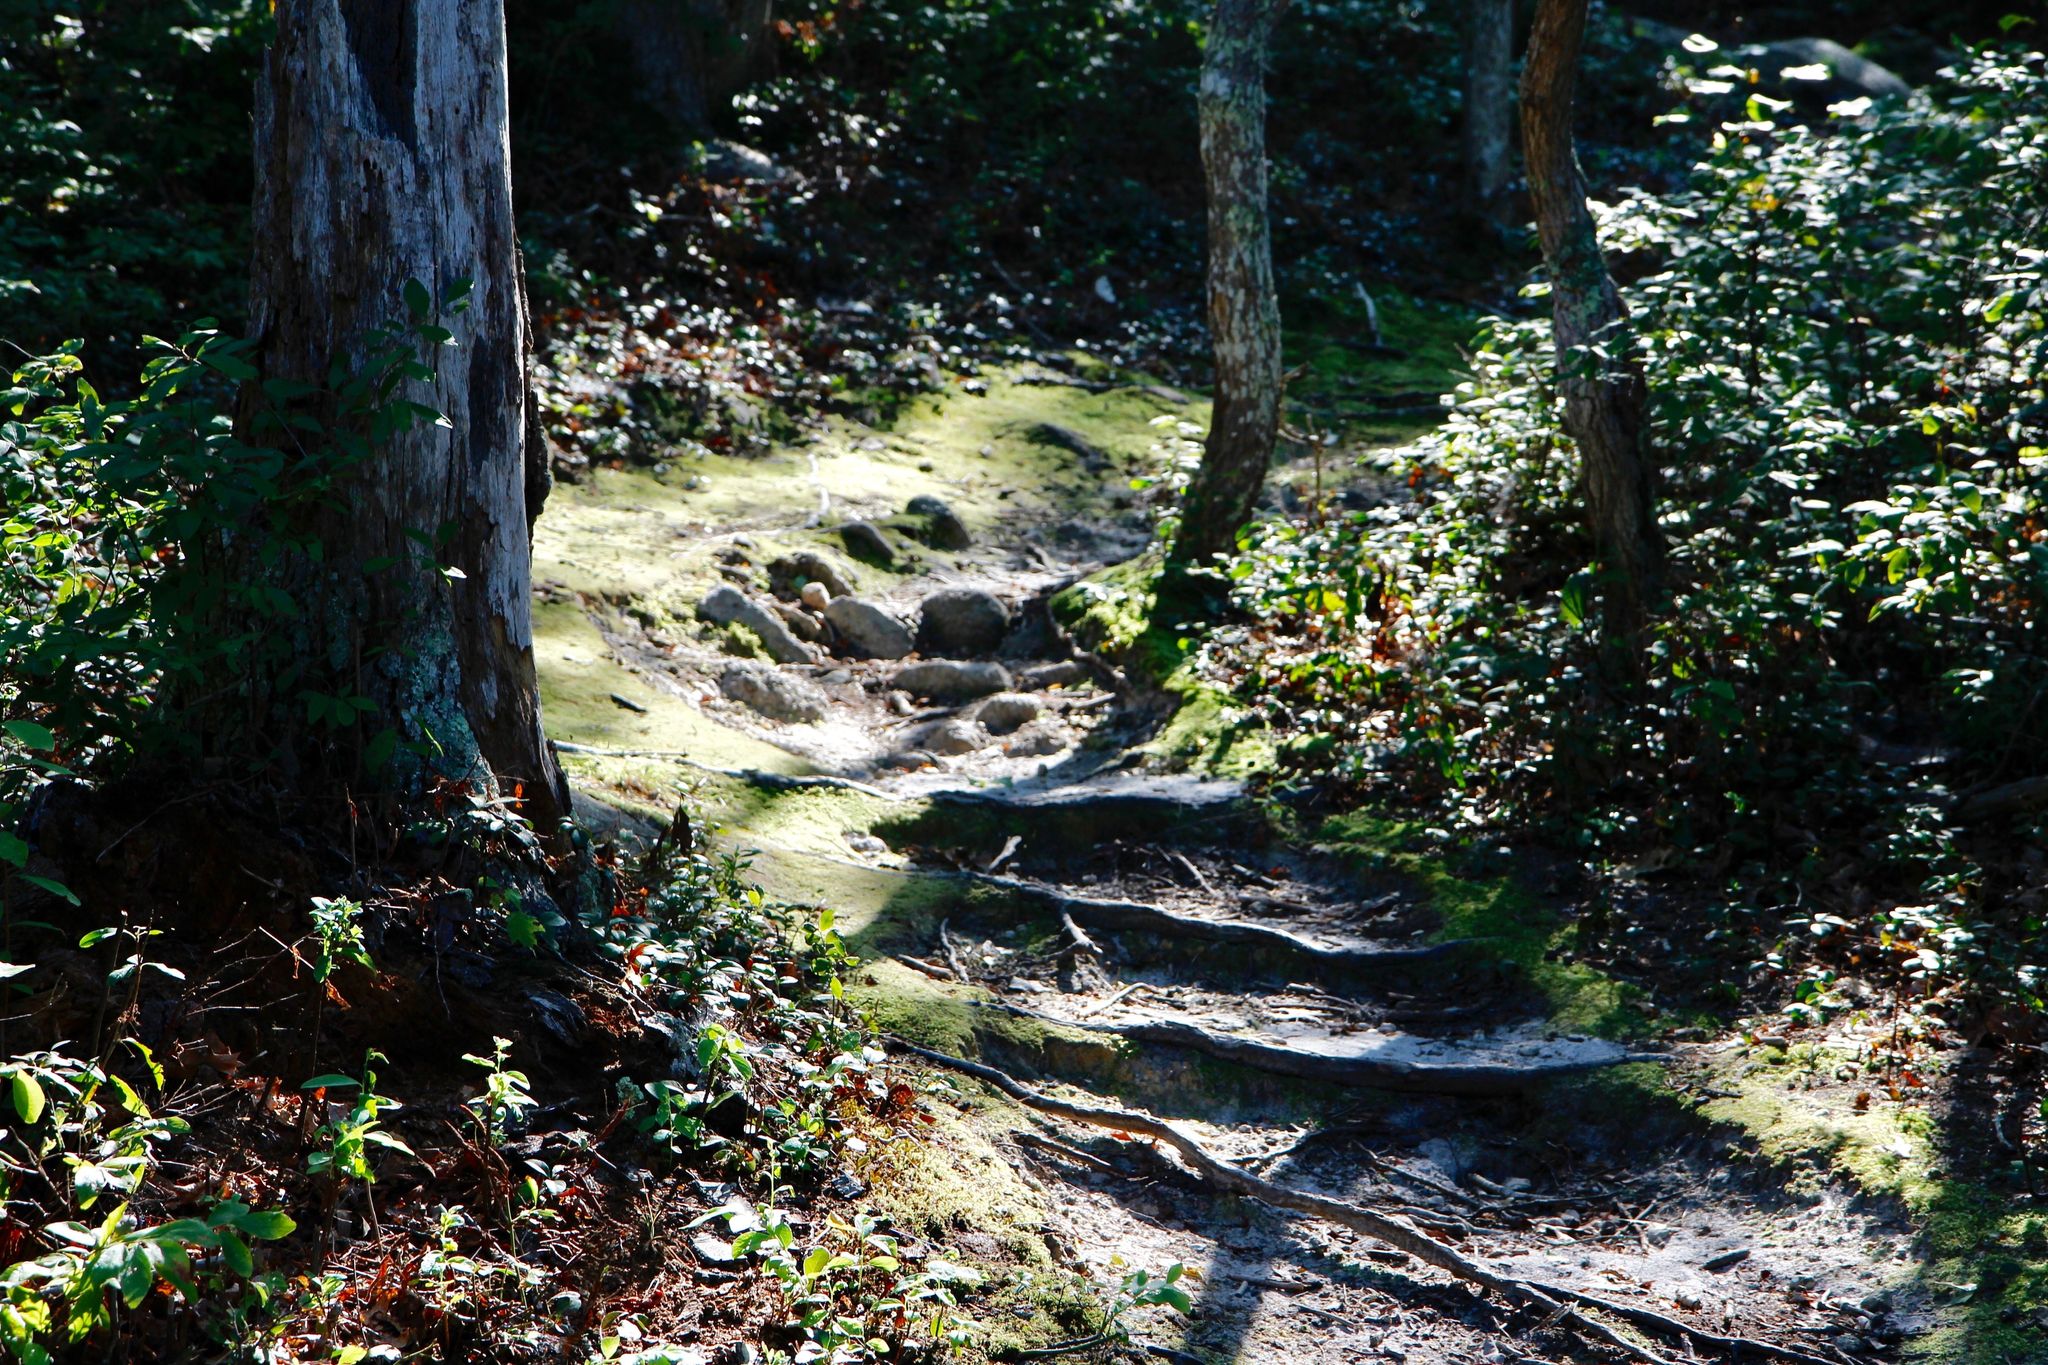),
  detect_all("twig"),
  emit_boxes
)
[1166,848,1215,896]
[1016,1130,1123,1175]
[1075,982,1145,1019]
[889,1038,1837,1365]
[1057,911,1101,958]
[894,954,956,982]
[938,920,971,985]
